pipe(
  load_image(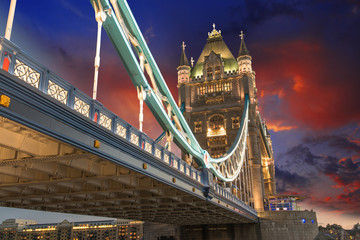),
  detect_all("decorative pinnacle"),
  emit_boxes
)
[191,57,194,67]
[182,41,186,51]
[208,23,222,38]
[239,30,245,40]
